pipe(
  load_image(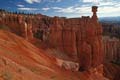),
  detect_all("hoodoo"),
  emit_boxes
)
[0,6,112,80]
[48,6,103,71]
[0,6,103,72]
